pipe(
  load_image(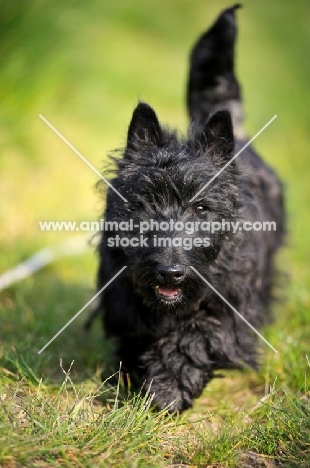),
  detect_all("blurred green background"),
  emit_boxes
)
[0,0,309,367]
